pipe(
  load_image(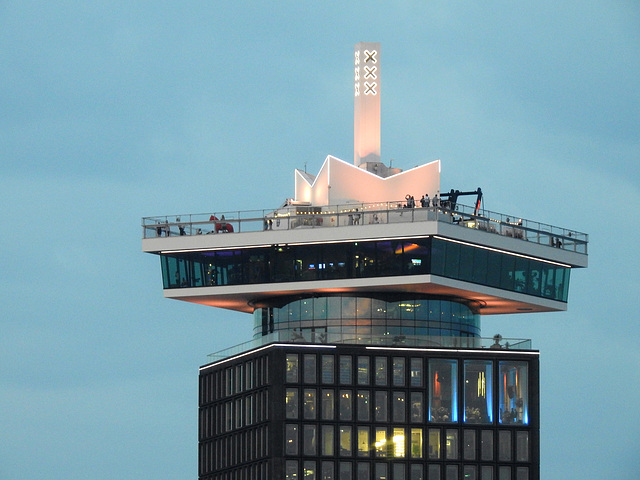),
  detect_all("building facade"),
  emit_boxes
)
[142,43,587,480]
